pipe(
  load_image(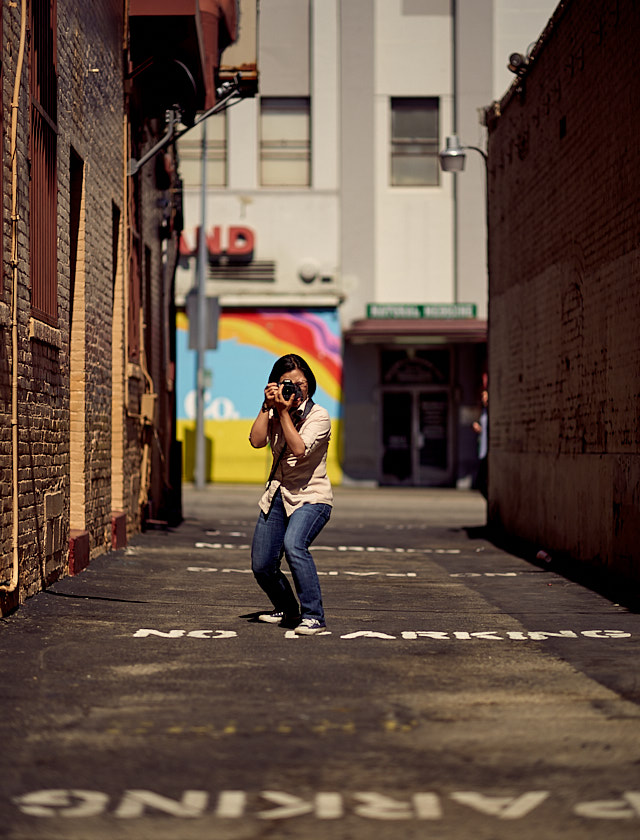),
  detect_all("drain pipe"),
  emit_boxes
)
[2,0,27,594]
[451,0,459,303]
